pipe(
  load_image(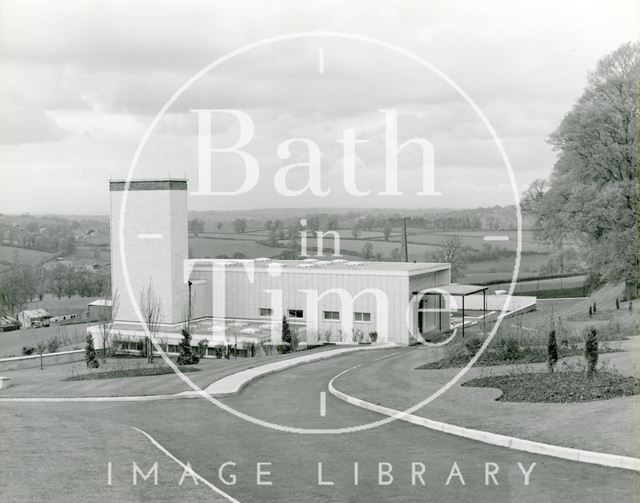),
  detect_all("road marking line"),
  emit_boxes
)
[483,235,509,241]
[318,48,325,73]
[131,426,242,503]
[320,391,326,417]
[137,233,163,239]
[371,351,403,362]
